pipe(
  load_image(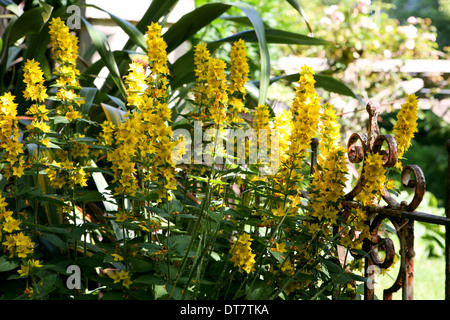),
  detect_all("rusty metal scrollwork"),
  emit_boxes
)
[341,101,426,300]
